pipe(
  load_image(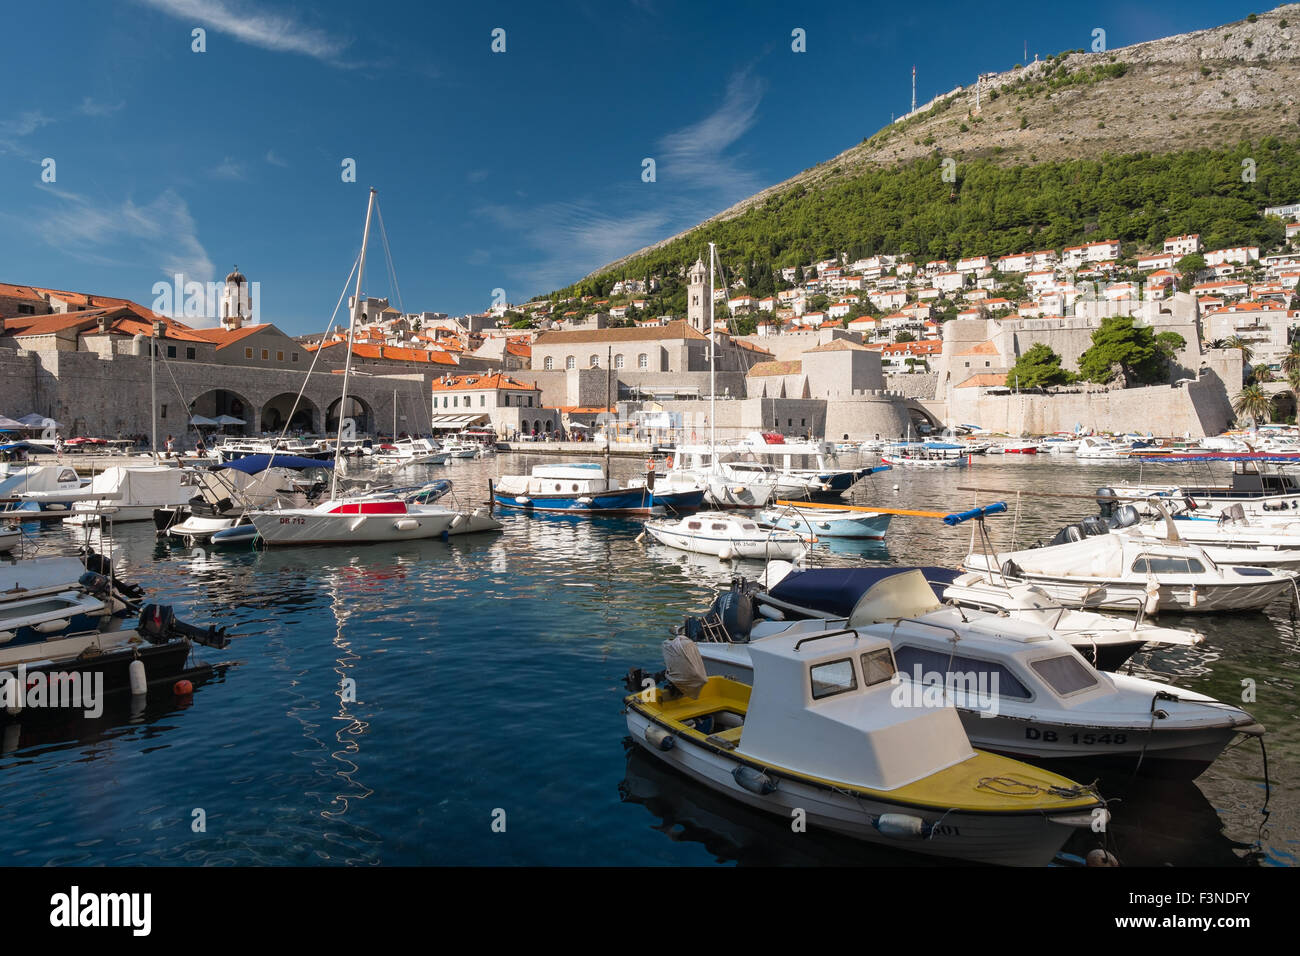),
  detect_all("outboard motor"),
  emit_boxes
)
[715,579,755,643]
[1096,487,1117,518]
[78,570,113,599]
[1079,515,1109,536]
[1045,523,1086,547]
[1000,559,1023,579]
[1108,504,1140,529]
[137,603,230,649]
